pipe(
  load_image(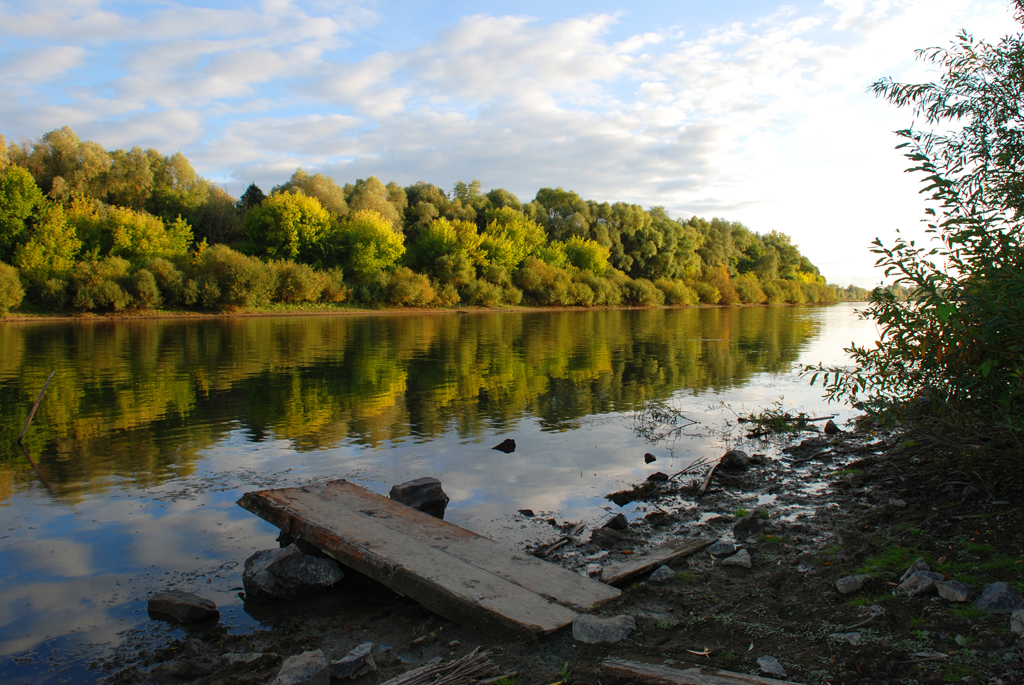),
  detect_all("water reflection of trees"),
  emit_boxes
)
[0,307,818,500]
